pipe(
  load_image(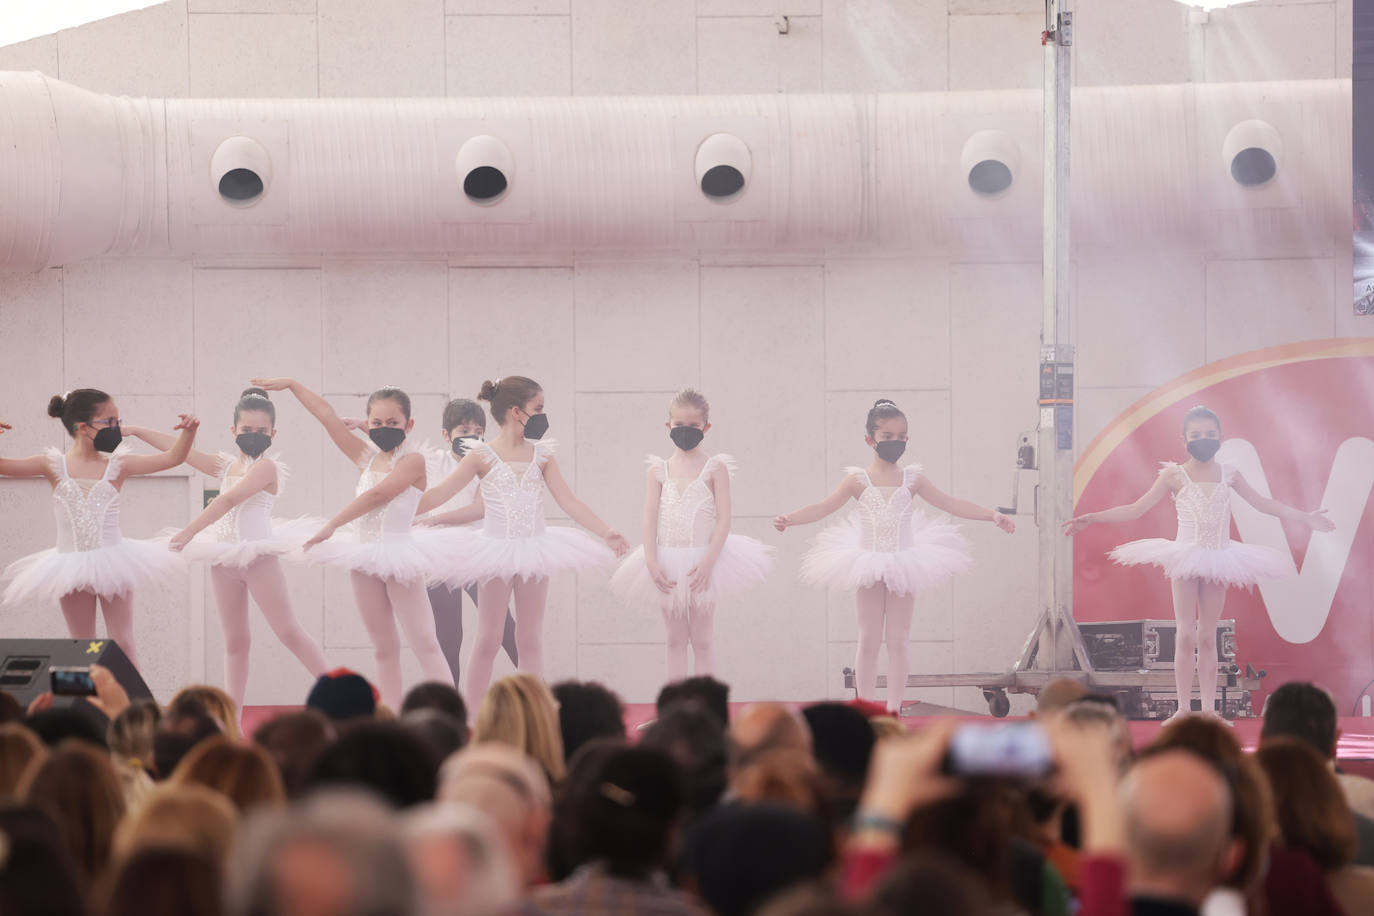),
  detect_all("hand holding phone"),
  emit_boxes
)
[943,722,1053,779]
[49,666,97,697]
